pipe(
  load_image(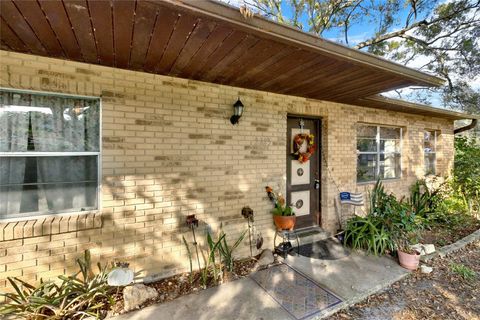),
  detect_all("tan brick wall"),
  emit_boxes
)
[0,50,454,291]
